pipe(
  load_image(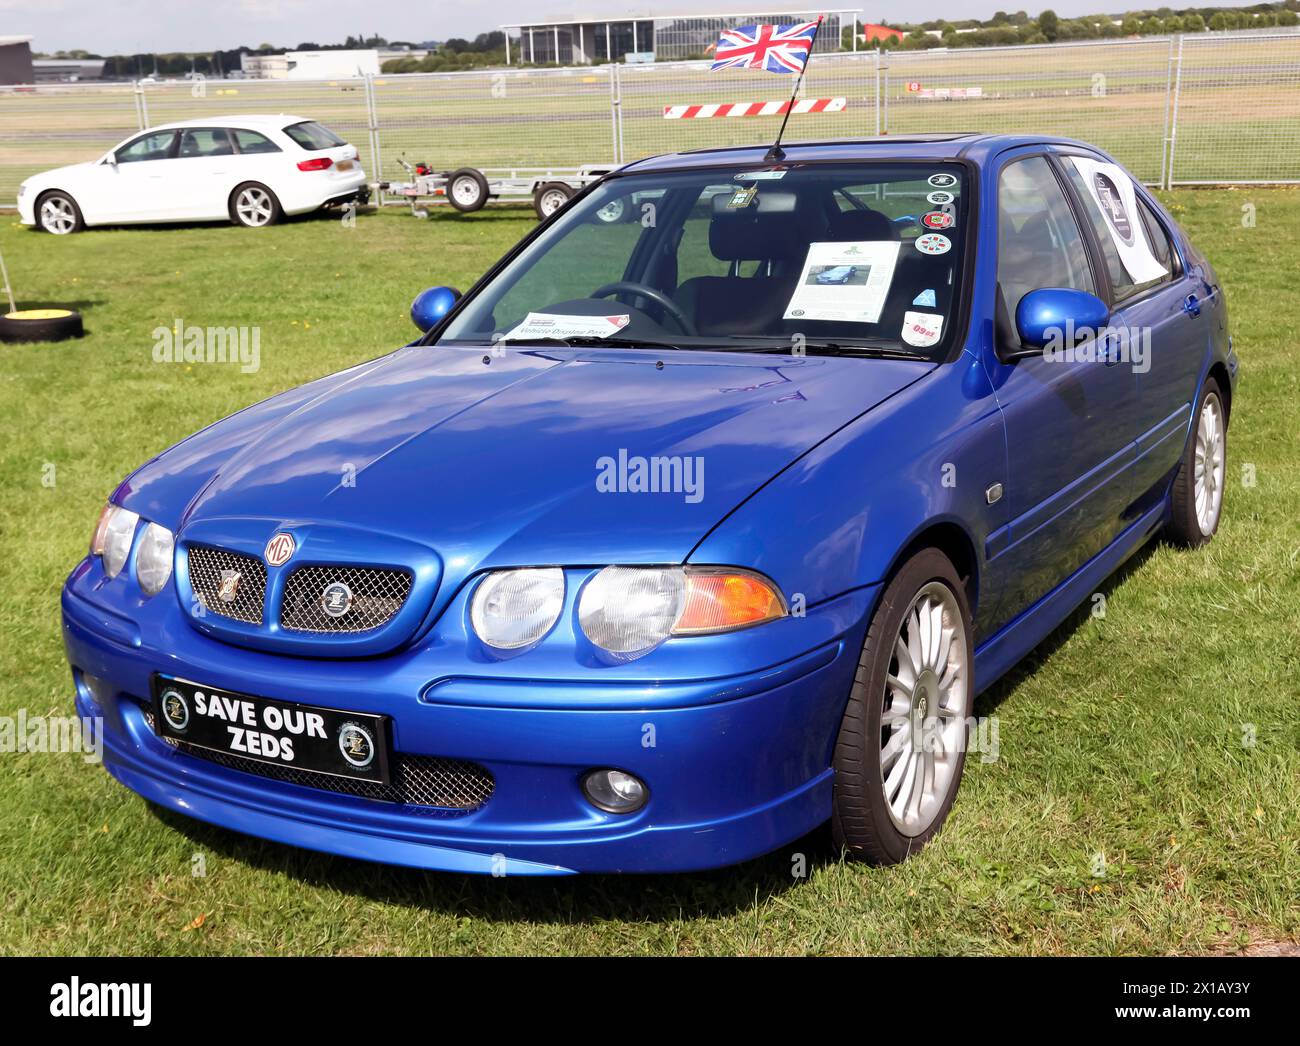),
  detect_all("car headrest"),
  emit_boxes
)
[826,208,897,242]
[709,191,804,261]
